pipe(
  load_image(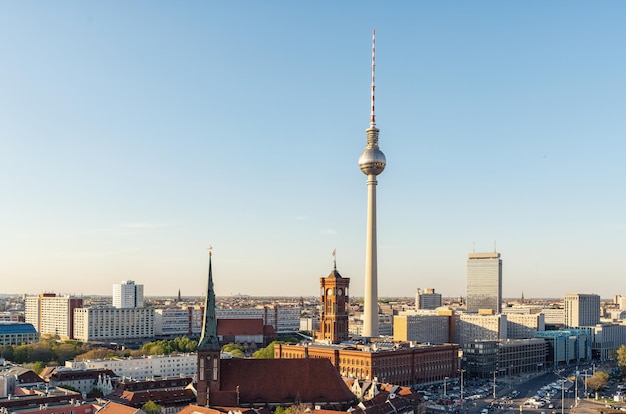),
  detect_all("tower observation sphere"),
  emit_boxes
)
[359,127,386,176]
